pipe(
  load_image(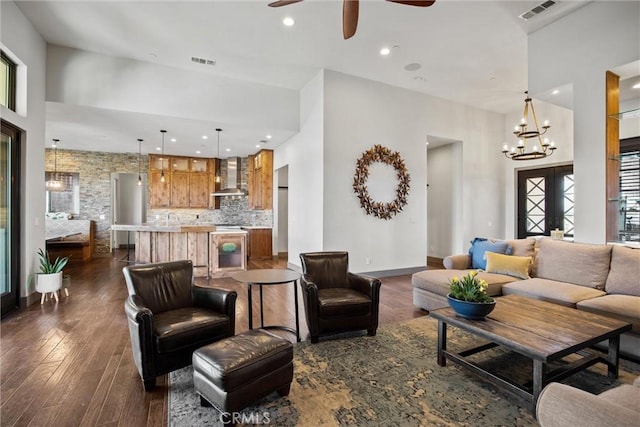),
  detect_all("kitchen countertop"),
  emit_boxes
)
[111,224,217,232]
[210,229,247,235]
